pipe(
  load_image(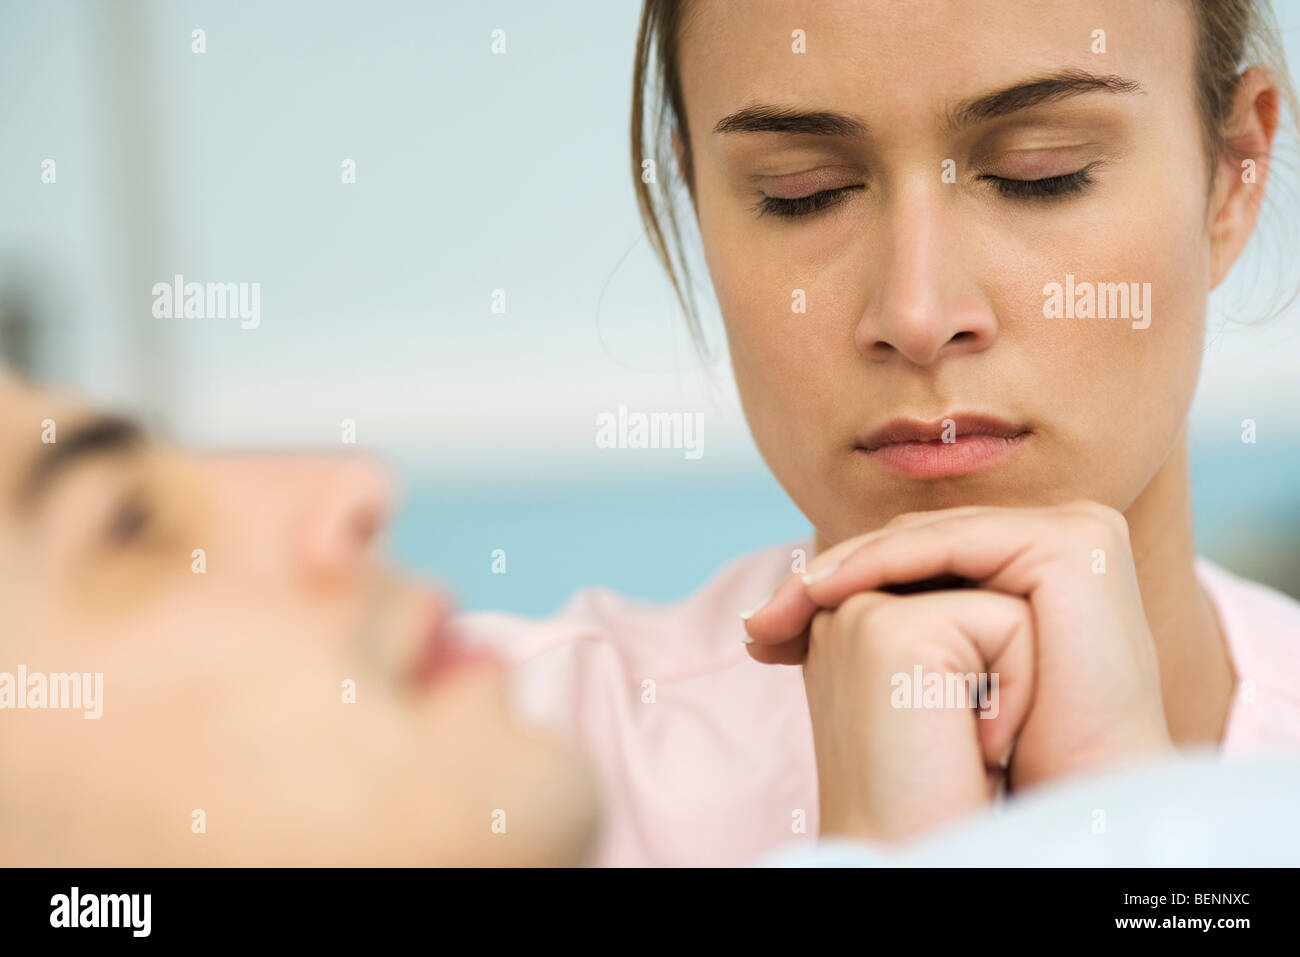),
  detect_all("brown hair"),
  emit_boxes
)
[631,0,1299,352]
